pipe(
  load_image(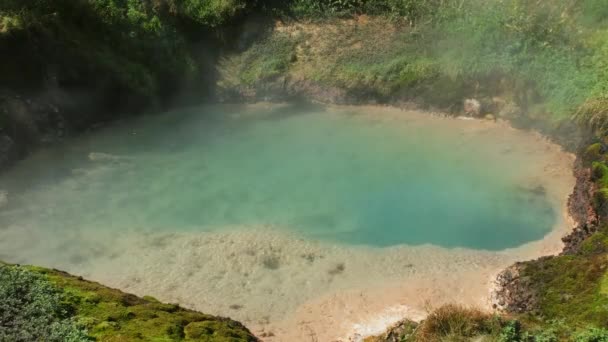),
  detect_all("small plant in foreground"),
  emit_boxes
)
[574,328,608,342]
[415,304,501,341]
[0,265,90,342]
